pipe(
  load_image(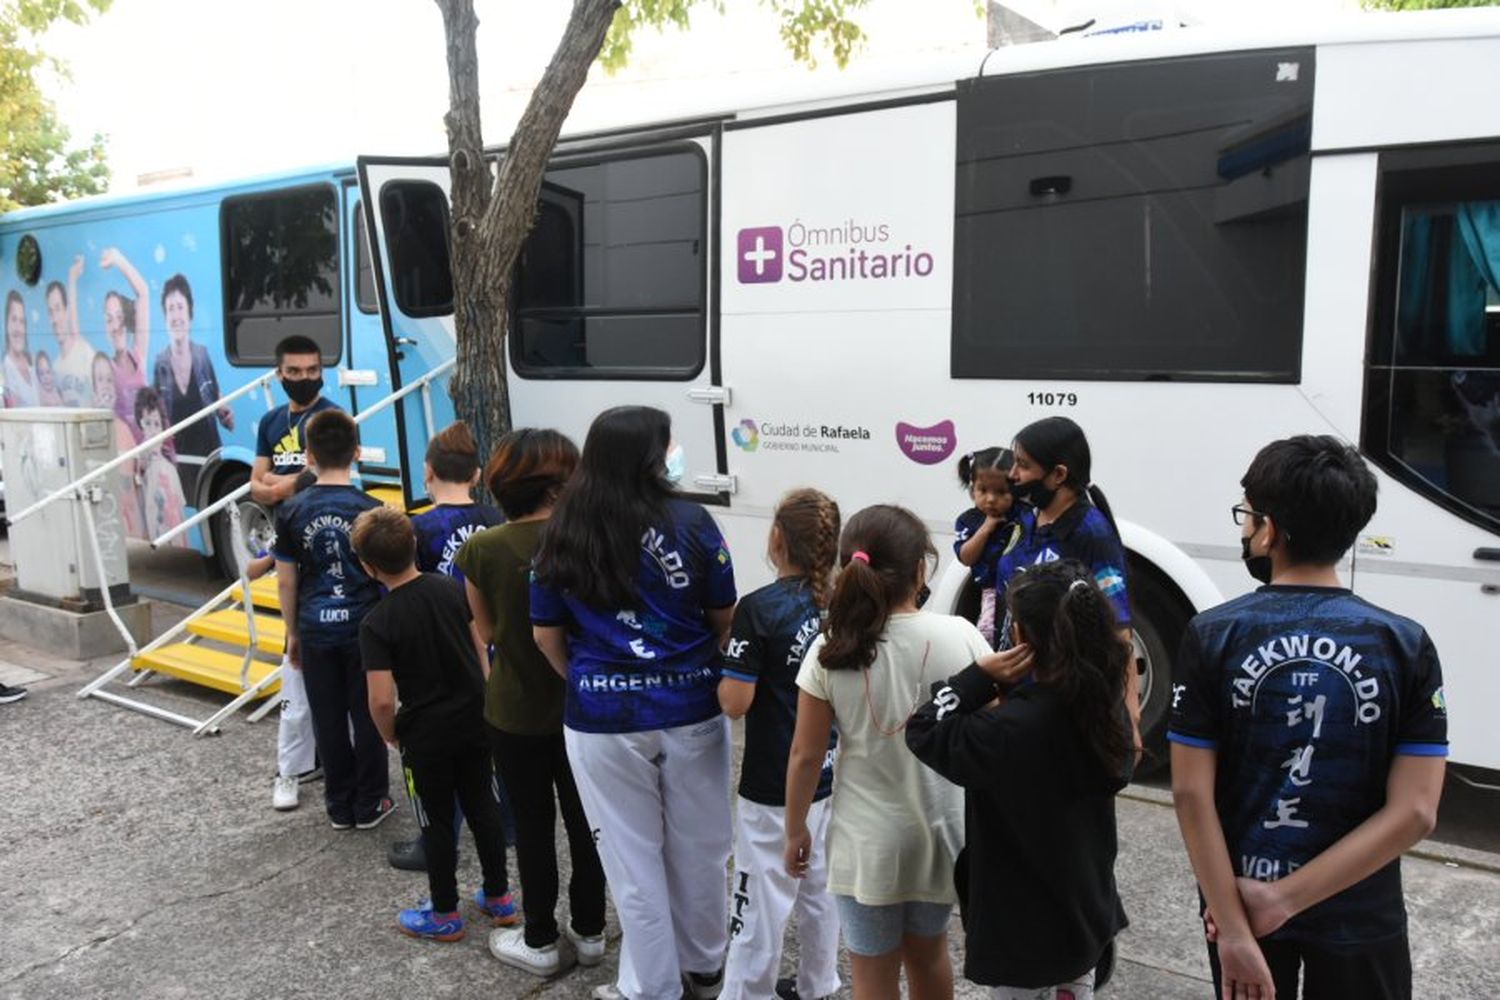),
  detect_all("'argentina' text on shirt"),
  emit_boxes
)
[577,664,716,693]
